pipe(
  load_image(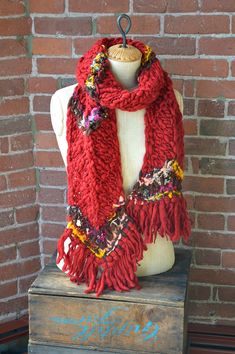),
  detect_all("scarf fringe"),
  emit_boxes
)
[56,220,145,297]
[126,195,191,244]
